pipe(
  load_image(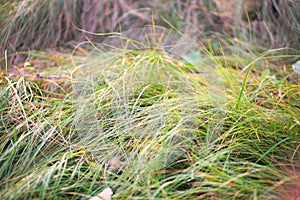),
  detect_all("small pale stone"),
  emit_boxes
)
[89,187,113,200]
